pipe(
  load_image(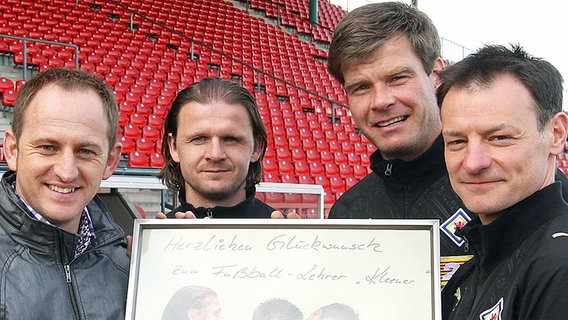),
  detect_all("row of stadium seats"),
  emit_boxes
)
[0,0,364,205]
